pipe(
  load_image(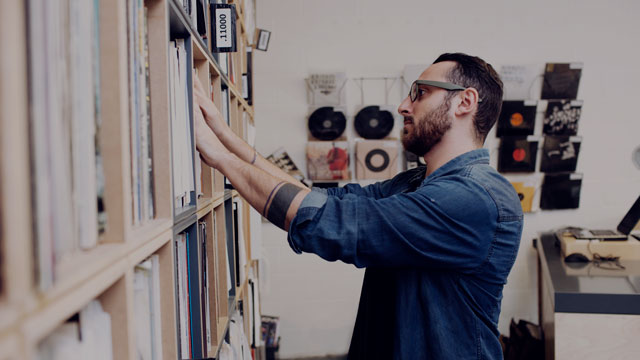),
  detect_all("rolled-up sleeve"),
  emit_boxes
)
[287,175,498,271]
